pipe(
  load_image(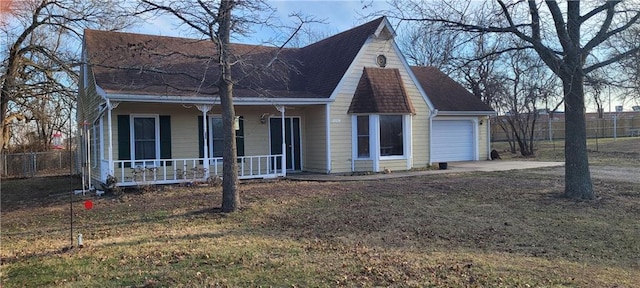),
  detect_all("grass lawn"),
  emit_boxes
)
[1,138,639,287]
